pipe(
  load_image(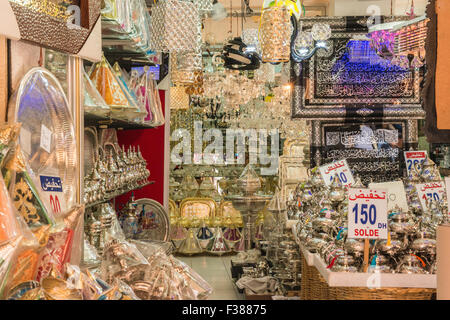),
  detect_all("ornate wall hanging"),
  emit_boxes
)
[290,17,425,181]
[1,1,101,60]
[291,16,425,120]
